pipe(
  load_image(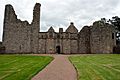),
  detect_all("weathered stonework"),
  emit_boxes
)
[2,3,116,54]
[2,3,41,53]
[0,42,4,53]
[90,21,116,53]
[78,26,91,53]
